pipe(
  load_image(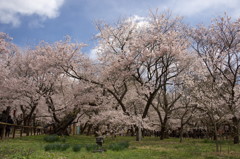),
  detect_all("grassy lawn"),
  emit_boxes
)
[0,135,240,159]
